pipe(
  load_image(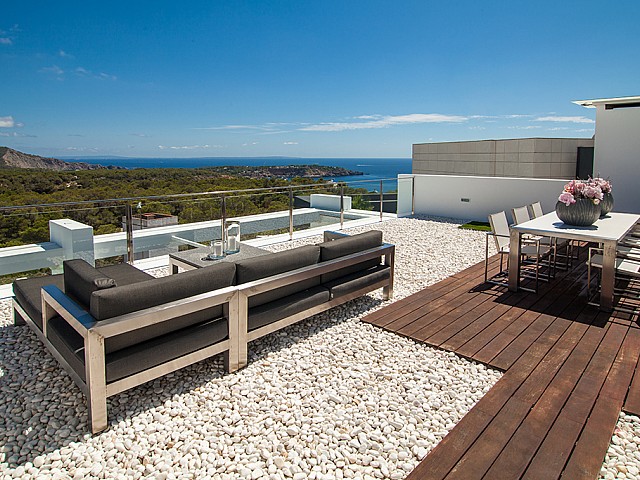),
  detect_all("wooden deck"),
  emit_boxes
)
[363,247,640,480]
